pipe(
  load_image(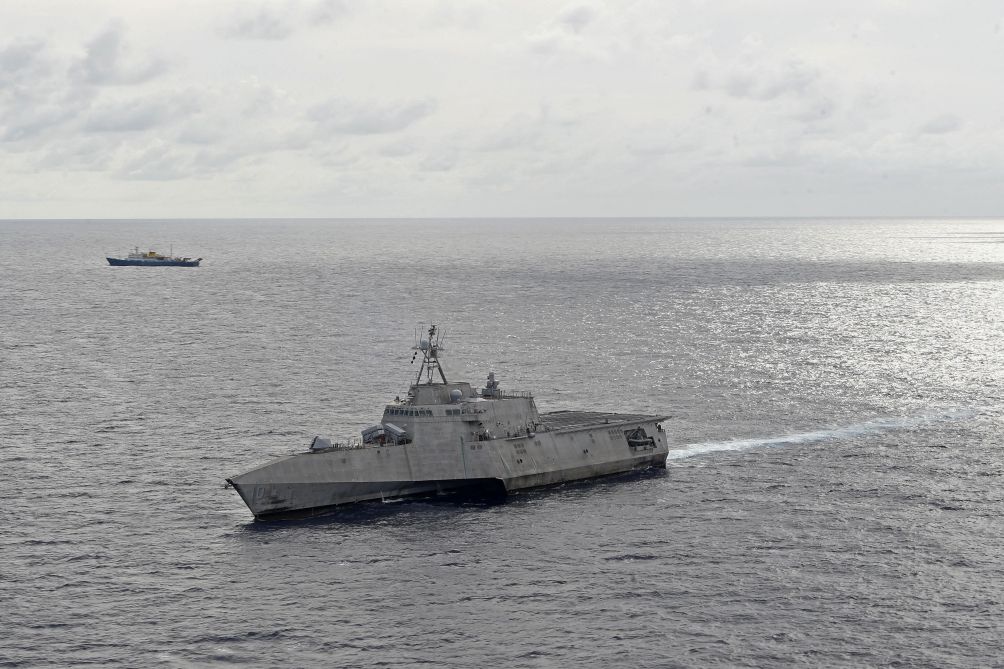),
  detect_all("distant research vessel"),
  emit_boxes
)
[107,247,201,266]
[227,326,669,519]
